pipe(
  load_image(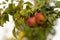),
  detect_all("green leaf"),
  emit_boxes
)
[0,14,2,26]
[55,1,60,8]
[0,12,9,26]
[5,0,8,2]
[5,3,16,15]
[15,20,20,30]
[57,12,60,18]
[34,0,46,8]
[11,0,14,3]
[0,9,3,26]
[24,2,33,10]
[47,14,56,25]
[2,1,6,4]
[24,2,33,6]
[19,10,24,16]
[16,0,20,2]
[2,12,9,22]
[26,5,32,10]
[13,13,20,20]
[12,27,17,38]
[17,0,24,10]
